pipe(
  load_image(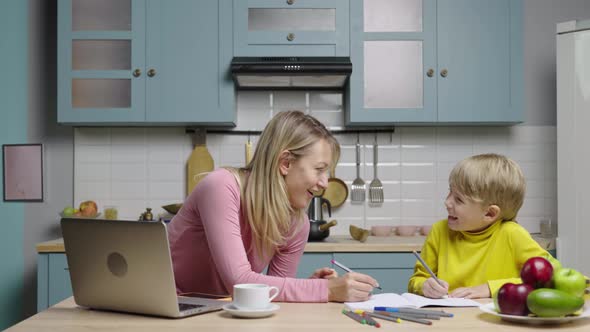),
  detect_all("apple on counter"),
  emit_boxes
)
[520,257,553,288]
[552,268,587,298]
[495,283,535,316]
